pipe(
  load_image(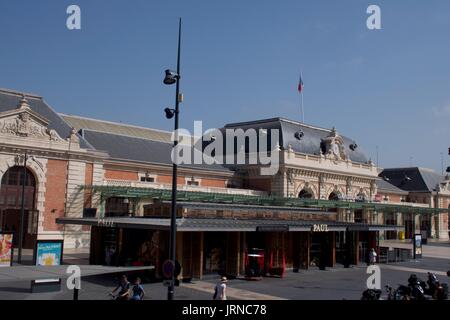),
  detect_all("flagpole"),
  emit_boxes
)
[300,71,304,123]
[301,87,304,123]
